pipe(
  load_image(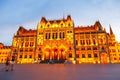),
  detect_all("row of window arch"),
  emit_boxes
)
[75,54,98,58]
[40,23,73,28]
[19,55,32,58]
[76,39,106,45]
[45,32,65,39]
